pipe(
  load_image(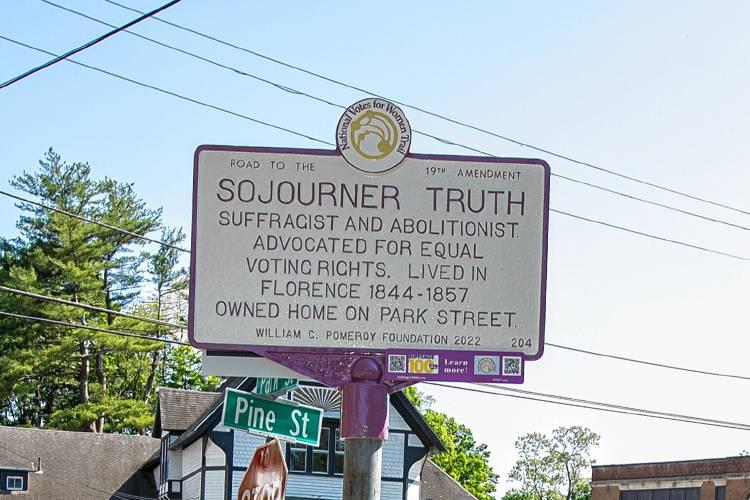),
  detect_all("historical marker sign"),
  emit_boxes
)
[222,388,323,446]
[189,99,549,361]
